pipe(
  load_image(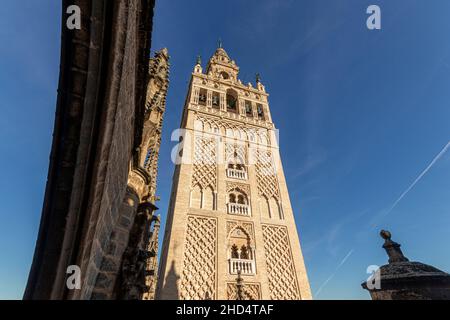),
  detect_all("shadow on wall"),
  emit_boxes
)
[160,260,180,299]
